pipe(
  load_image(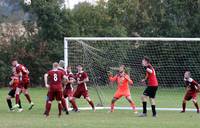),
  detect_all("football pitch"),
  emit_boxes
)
[0,87,199,128]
